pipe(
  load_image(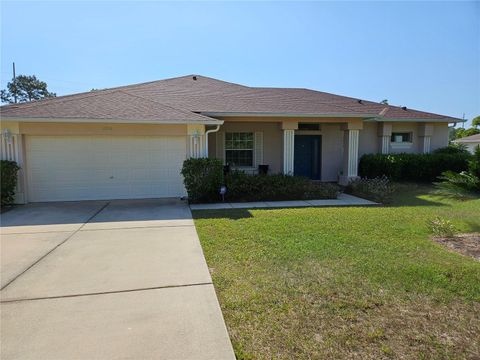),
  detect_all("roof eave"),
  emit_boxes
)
[453,139,480,143]
[199,112,379,118]
[365,117,464,123]
[0,116,224,125]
